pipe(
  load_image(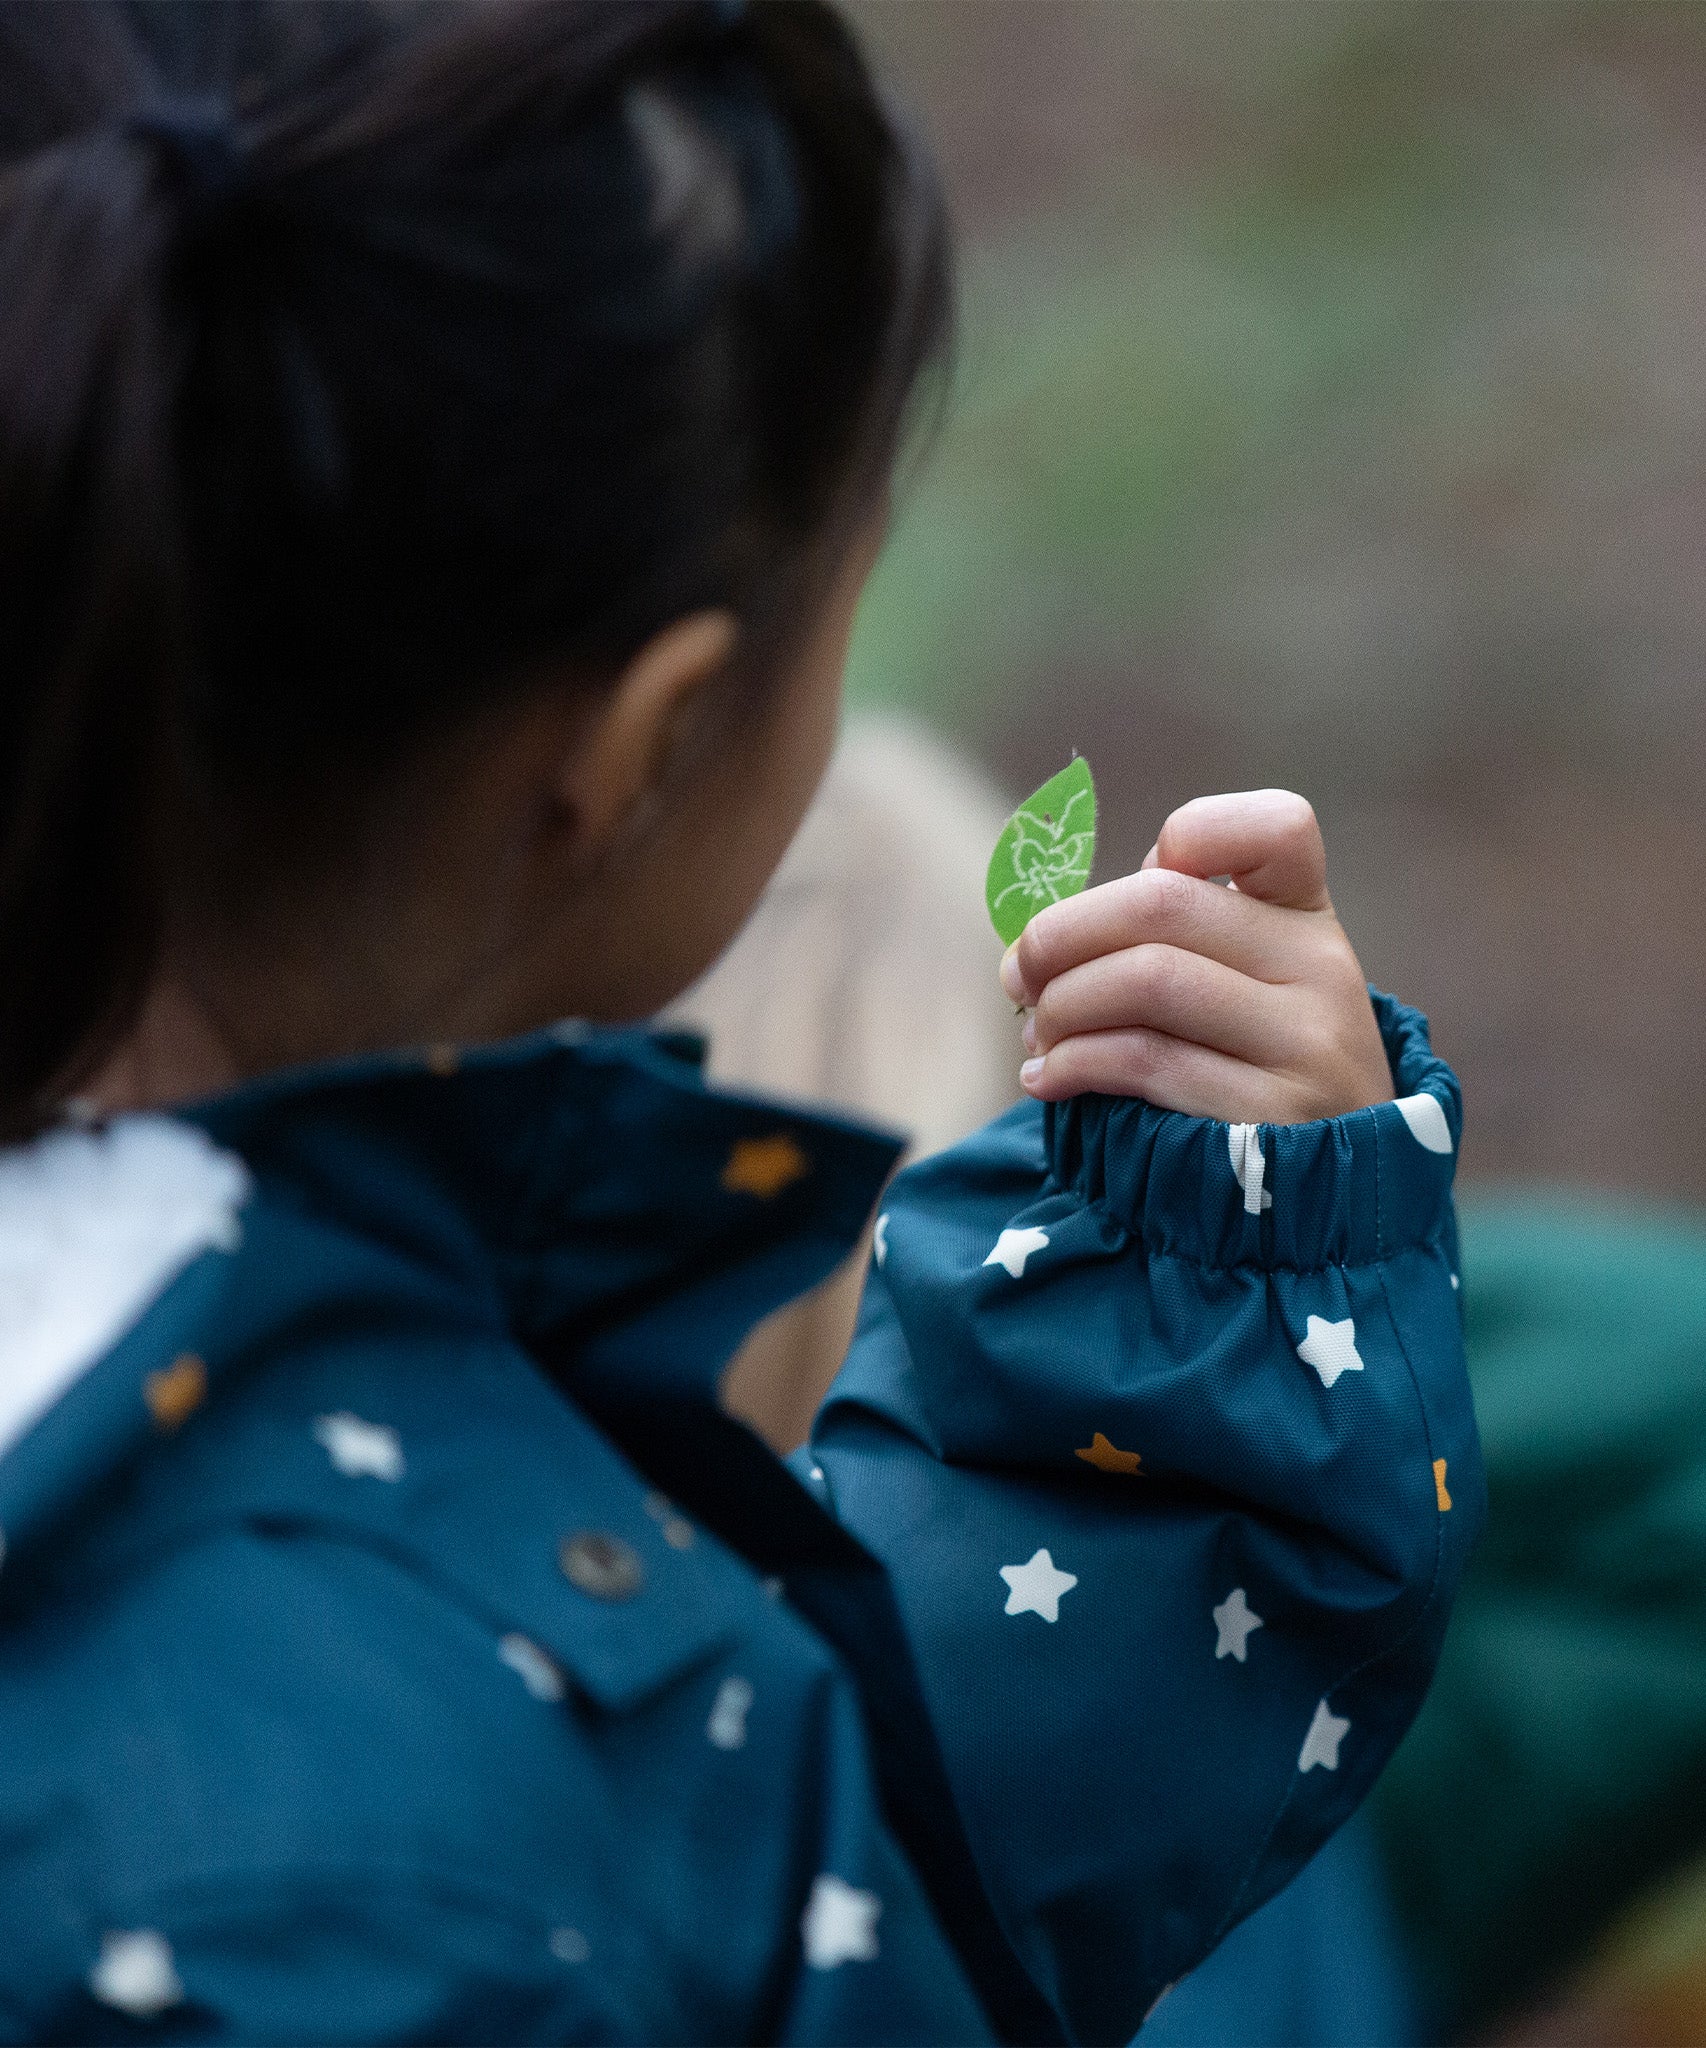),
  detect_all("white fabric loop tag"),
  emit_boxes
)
[1227,1123,1271,1216]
